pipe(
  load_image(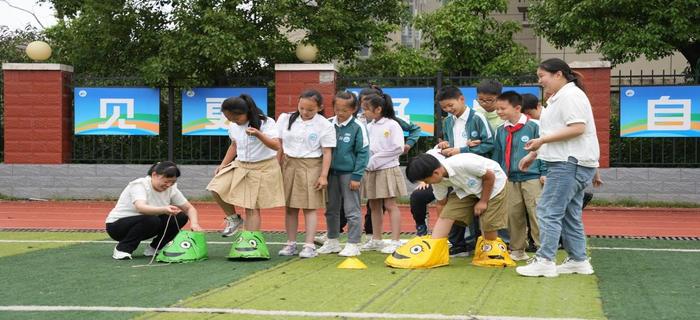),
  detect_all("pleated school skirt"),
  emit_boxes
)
[282,157,326,209]
[206,157,285,209]
[361,166,408,200]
